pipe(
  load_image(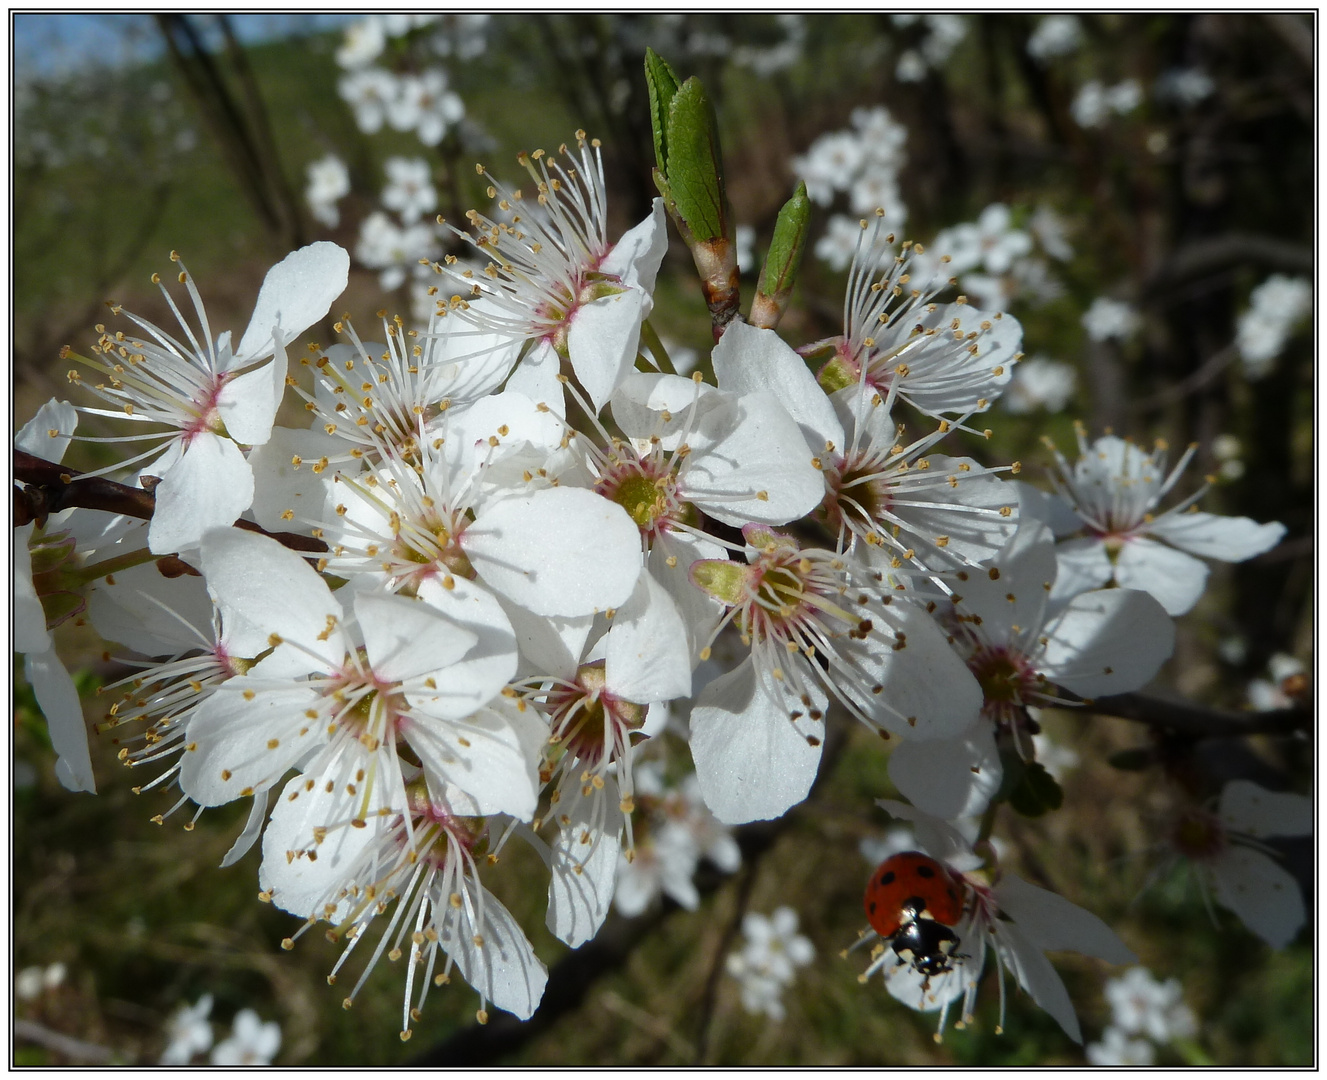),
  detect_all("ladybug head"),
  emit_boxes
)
[890,902,962,978]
